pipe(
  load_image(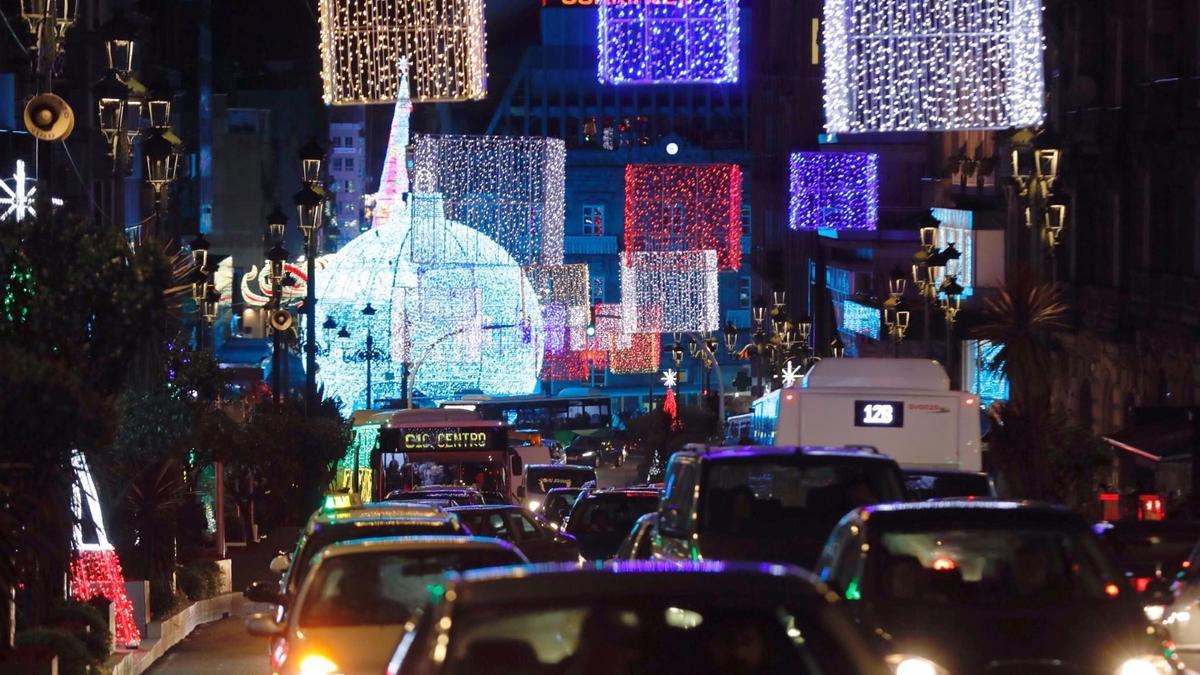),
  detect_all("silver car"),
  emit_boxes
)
[246,536,528,675]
